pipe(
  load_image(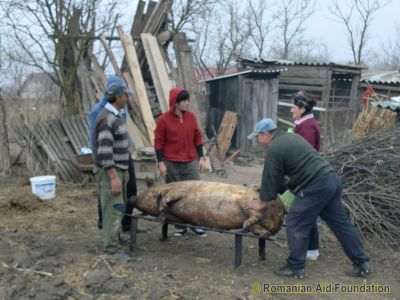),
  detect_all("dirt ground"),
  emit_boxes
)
[0,164,399,300]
